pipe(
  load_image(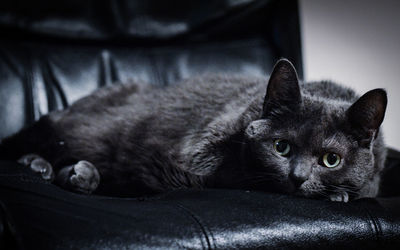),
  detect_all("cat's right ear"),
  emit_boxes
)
[262,59,301,118]
[347,88,387,146]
